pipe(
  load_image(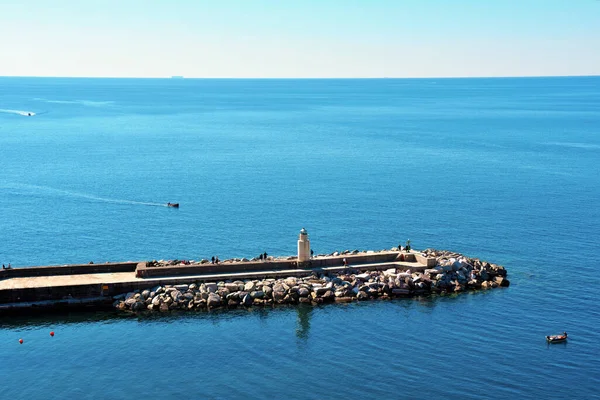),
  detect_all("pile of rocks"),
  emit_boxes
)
[114,249,509,313]
[421,249,509,291]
